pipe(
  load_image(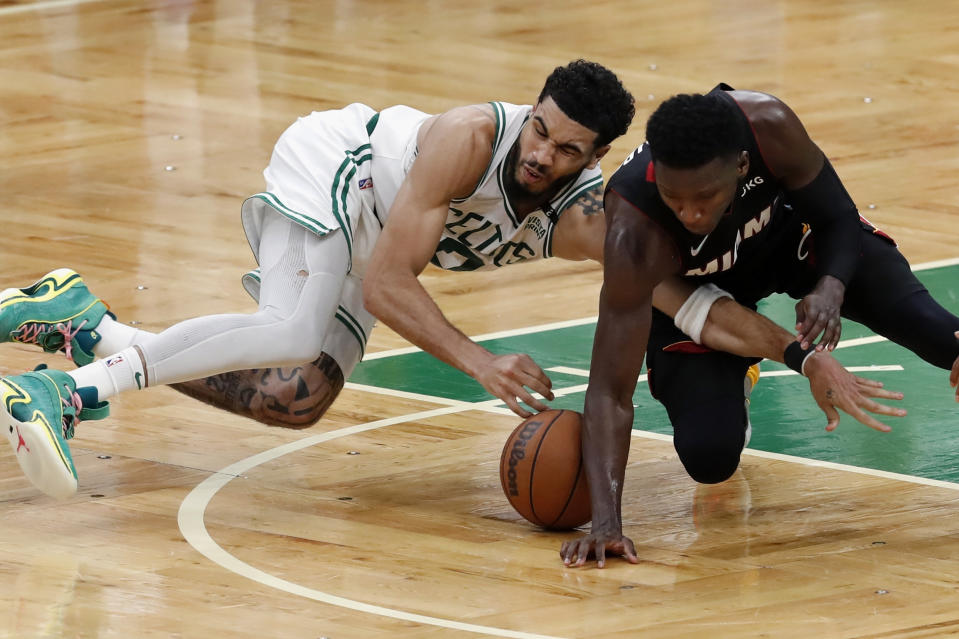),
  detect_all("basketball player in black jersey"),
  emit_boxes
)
[561,85,959,568]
